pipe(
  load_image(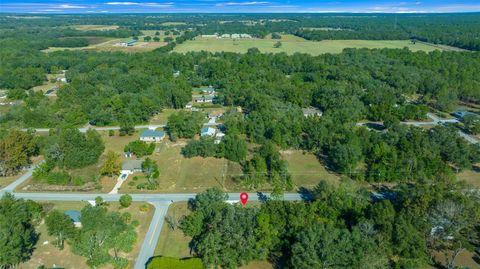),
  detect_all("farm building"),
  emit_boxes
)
[200,86,216,94]
[64,210,82,228]
[201,127,216,137]
[121,160,143,174]
[194,95,214,103]
[302,107,323,117]
[120,39,137,47]
[139,129,165,142]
